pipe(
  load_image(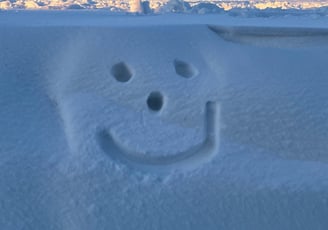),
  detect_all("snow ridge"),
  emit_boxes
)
[1,0,328,13]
